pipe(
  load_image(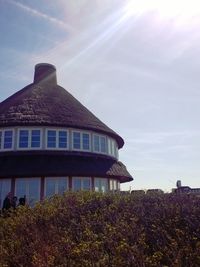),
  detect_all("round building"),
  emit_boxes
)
[0,63,133,206]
